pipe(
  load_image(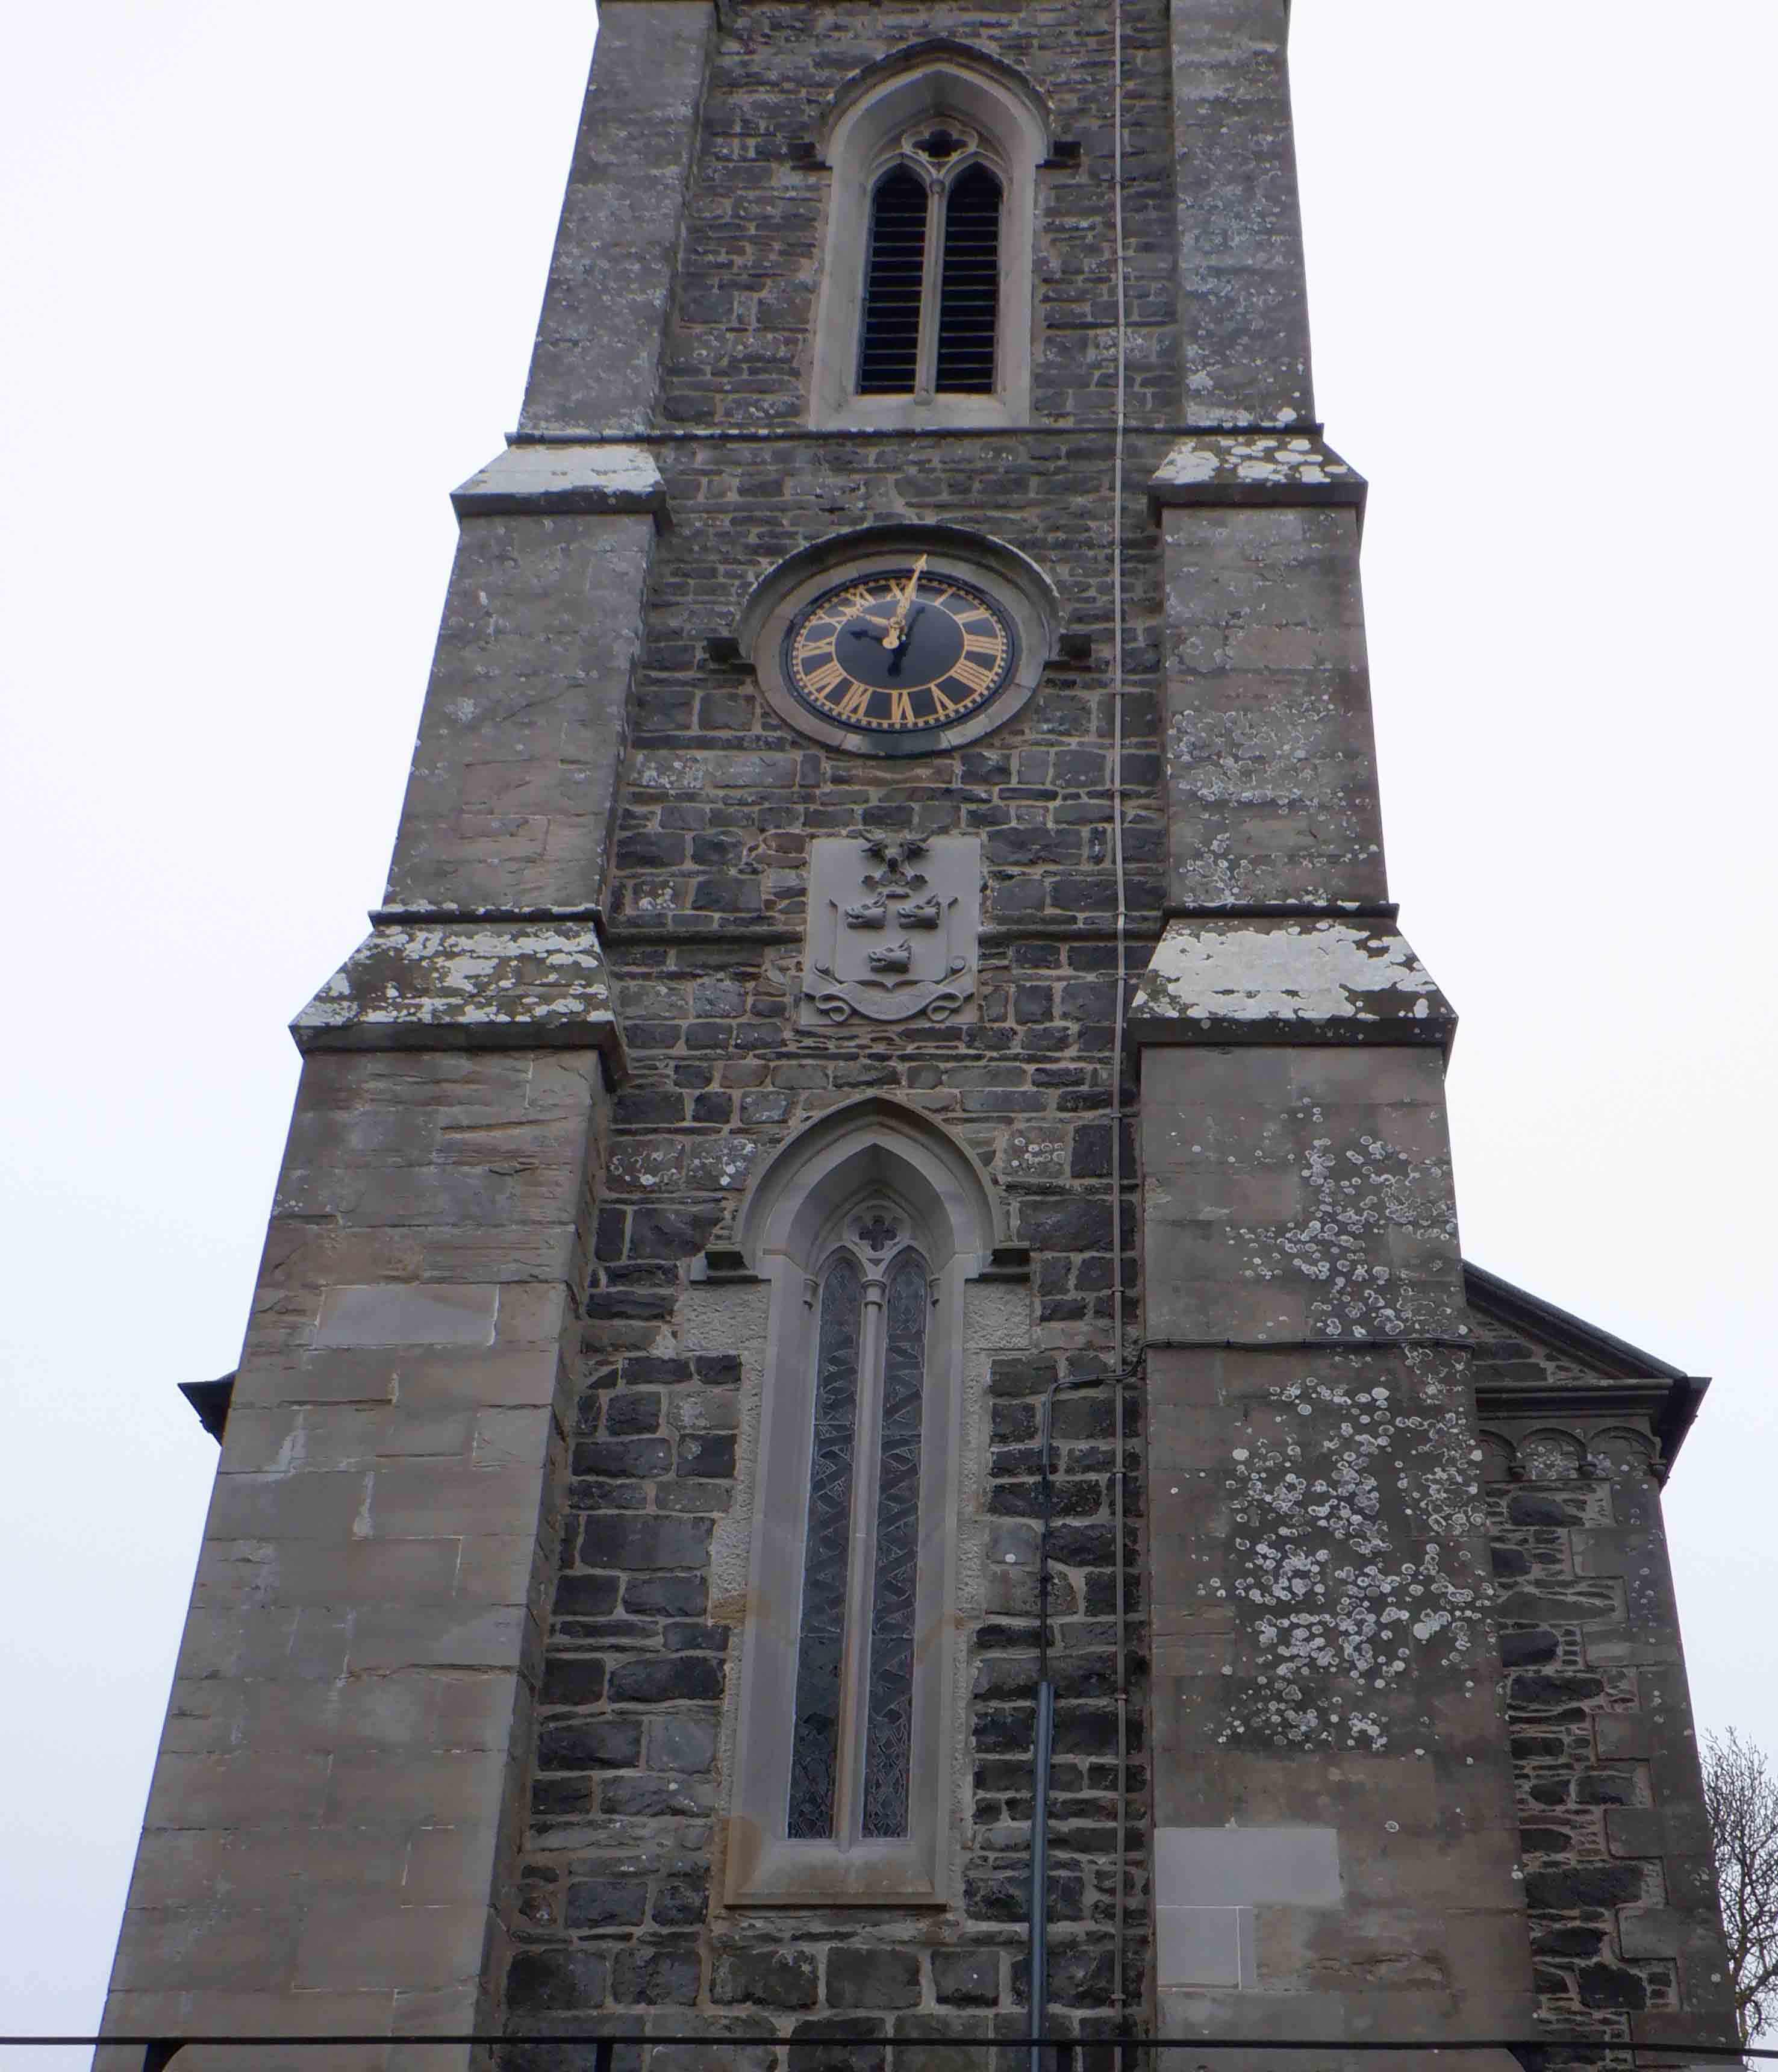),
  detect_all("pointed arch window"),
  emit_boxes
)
[810,57,1049,429]
[724,1103,1004,1908]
